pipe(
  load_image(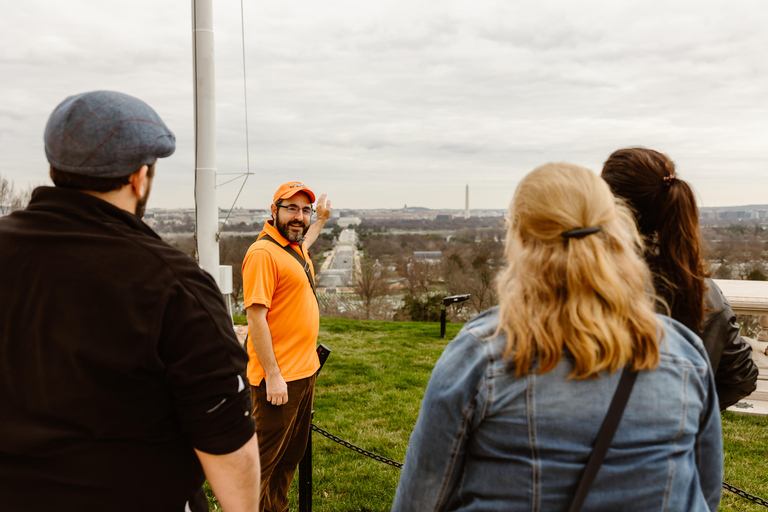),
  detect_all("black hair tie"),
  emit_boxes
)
[562,226,601,239]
